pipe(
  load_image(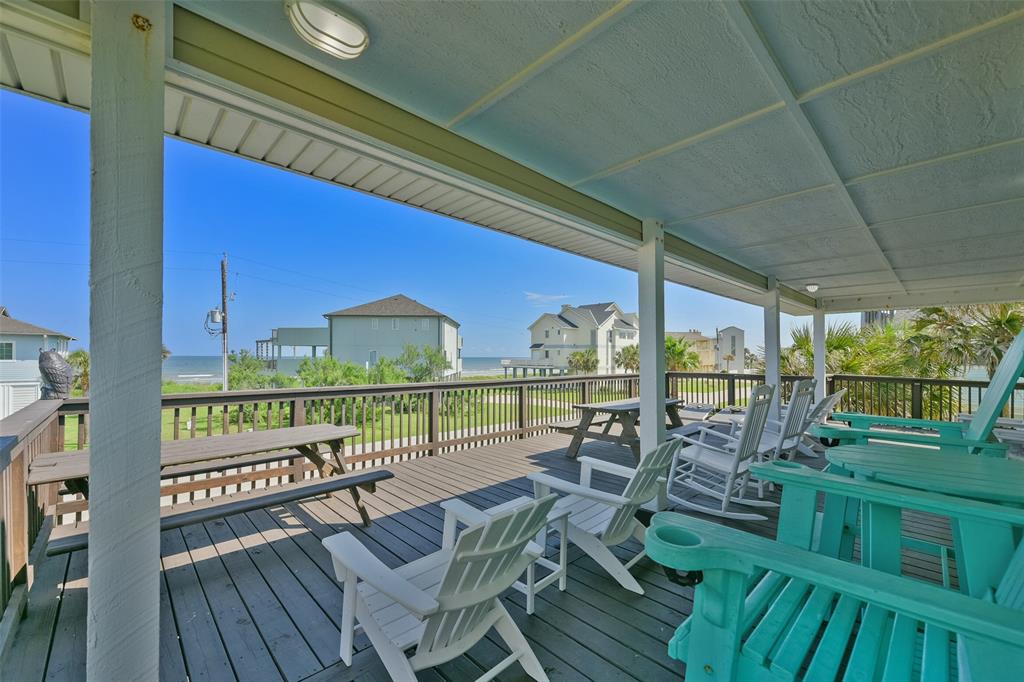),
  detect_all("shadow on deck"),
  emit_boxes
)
[3,432,952,681]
